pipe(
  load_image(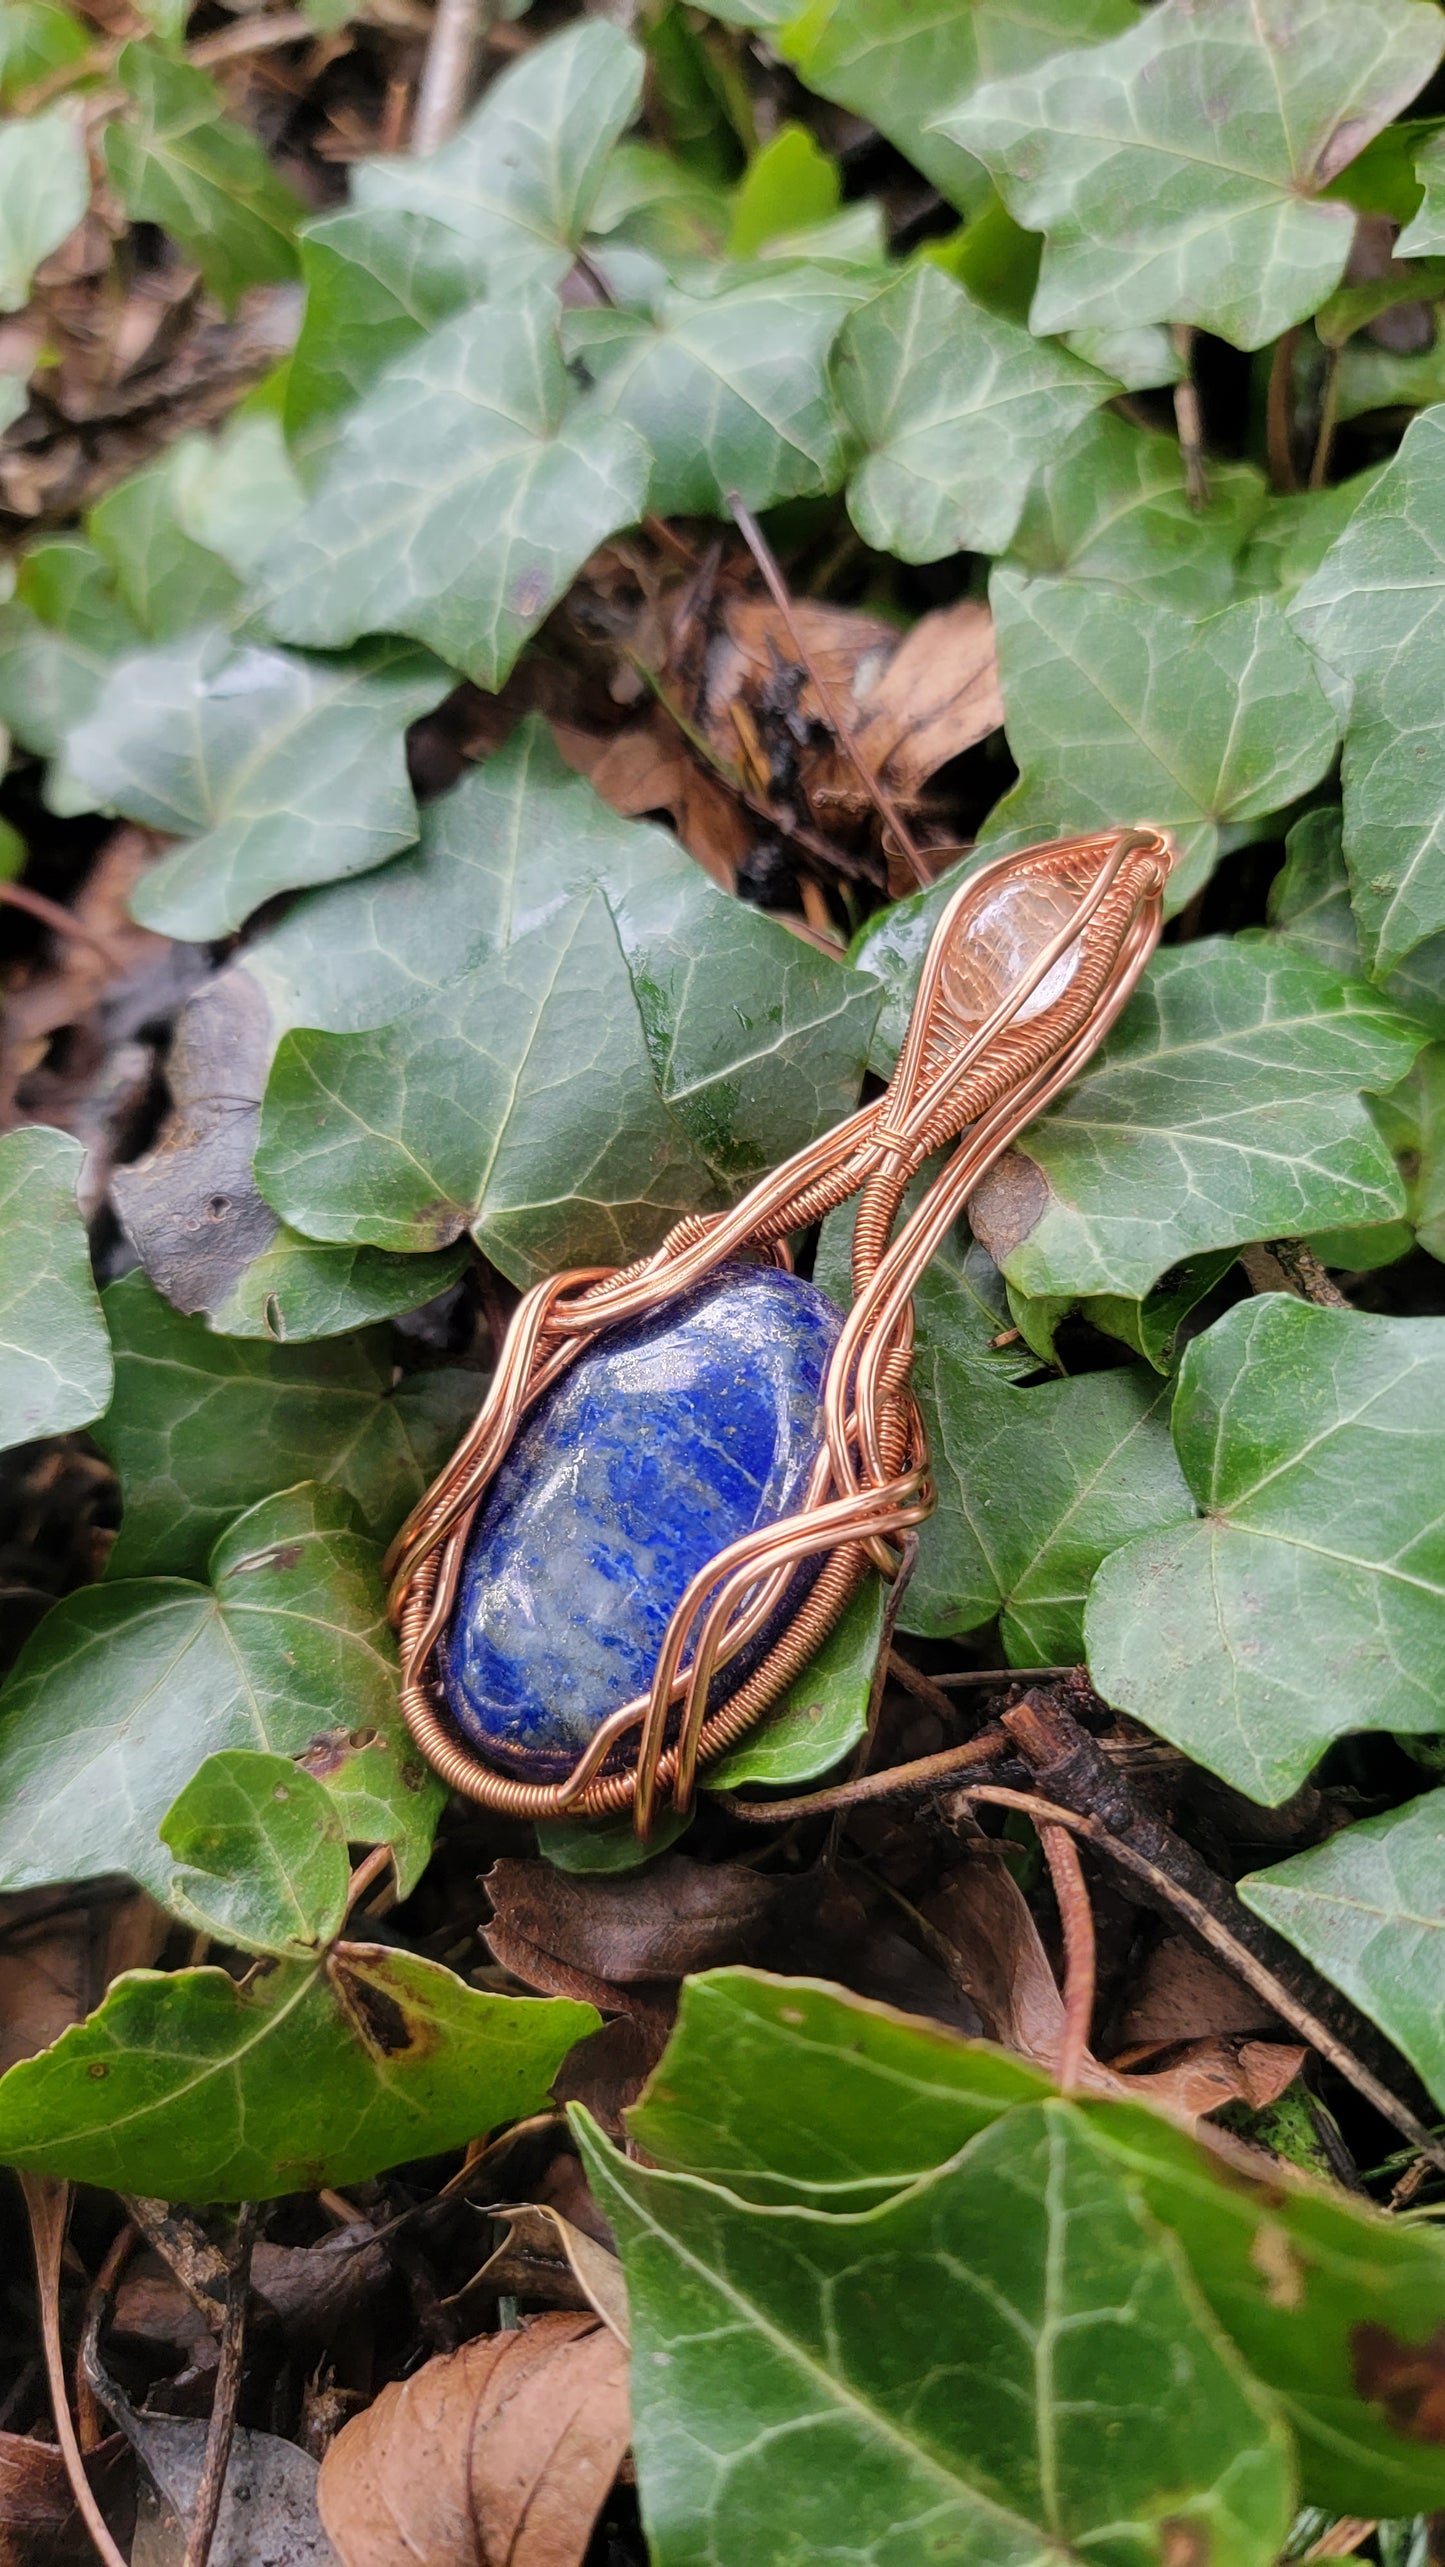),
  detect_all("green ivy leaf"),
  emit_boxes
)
[105,43,303,308]
[157,411,304,580]
[0,105,87,312]
[1292,405,1445,979]
[0,1126,111,1454]
[565,261,867,517]
[1270,806,1445,1038]
[206,1231,472,1343]
[1242,1790,1445,2112]
[706,1573,886,1789]
[259,289,650,690]
[353,19,642,292]
[834,263,1113,564]
[757,0,1139,218]
[983,572,1340,906]
[0,539,143,761]
[1087,1298,1445,1803]
[88,443,243,641]
[159,1748,349,1958]
[1008,410,1267,613]
[0,1483,438,1897]
[96,1269,475,1581]
[941,0,1443,350]
[0,3,89,108]
[1396,128,1445,253]
[964,940,1422,1302]
[66,629,451,940]
[284,208,492,442]
[625,1969,1445,2517]
[577,2095,1294,2567]
[0,1937,593,2200]
[250,722,878,1282]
